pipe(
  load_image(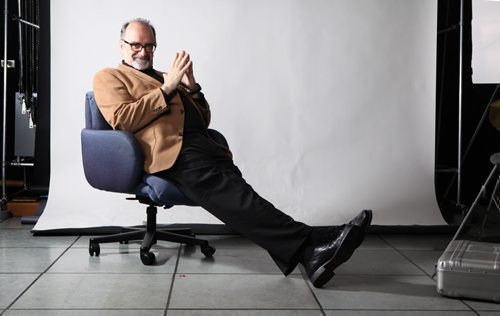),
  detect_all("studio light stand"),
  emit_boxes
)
[1,0,12,220]
[437,0,468,218]
[1,0,39,221]
[456,0,465,213]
